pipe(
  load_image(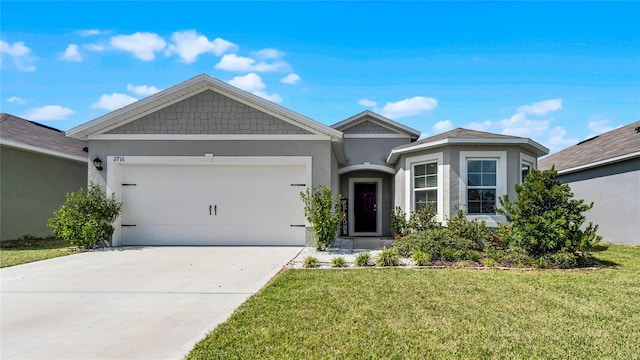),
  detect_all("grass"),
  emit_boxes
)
[0,237,77,268]
[188,244,640,359]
